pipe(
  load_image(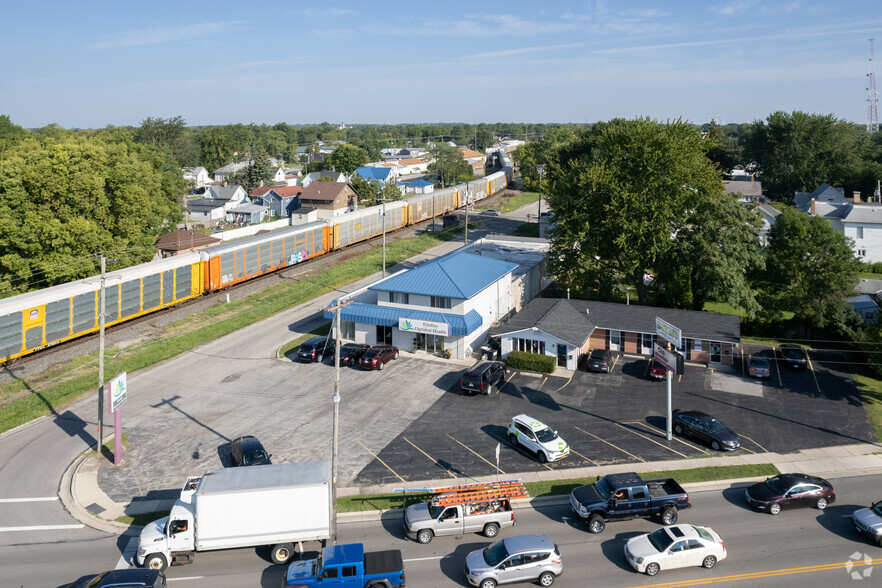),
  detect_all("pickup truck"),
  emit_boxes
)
[404,499,515,544]
[283,543,405,588]
[569,472,690,533]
